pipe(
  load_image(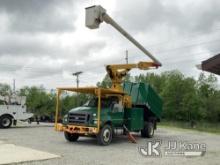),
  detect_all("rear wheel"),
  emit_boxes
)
[97,124,113,145]
[64,132,79,142]
[141,122,154,138]
[0,115,12,128]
